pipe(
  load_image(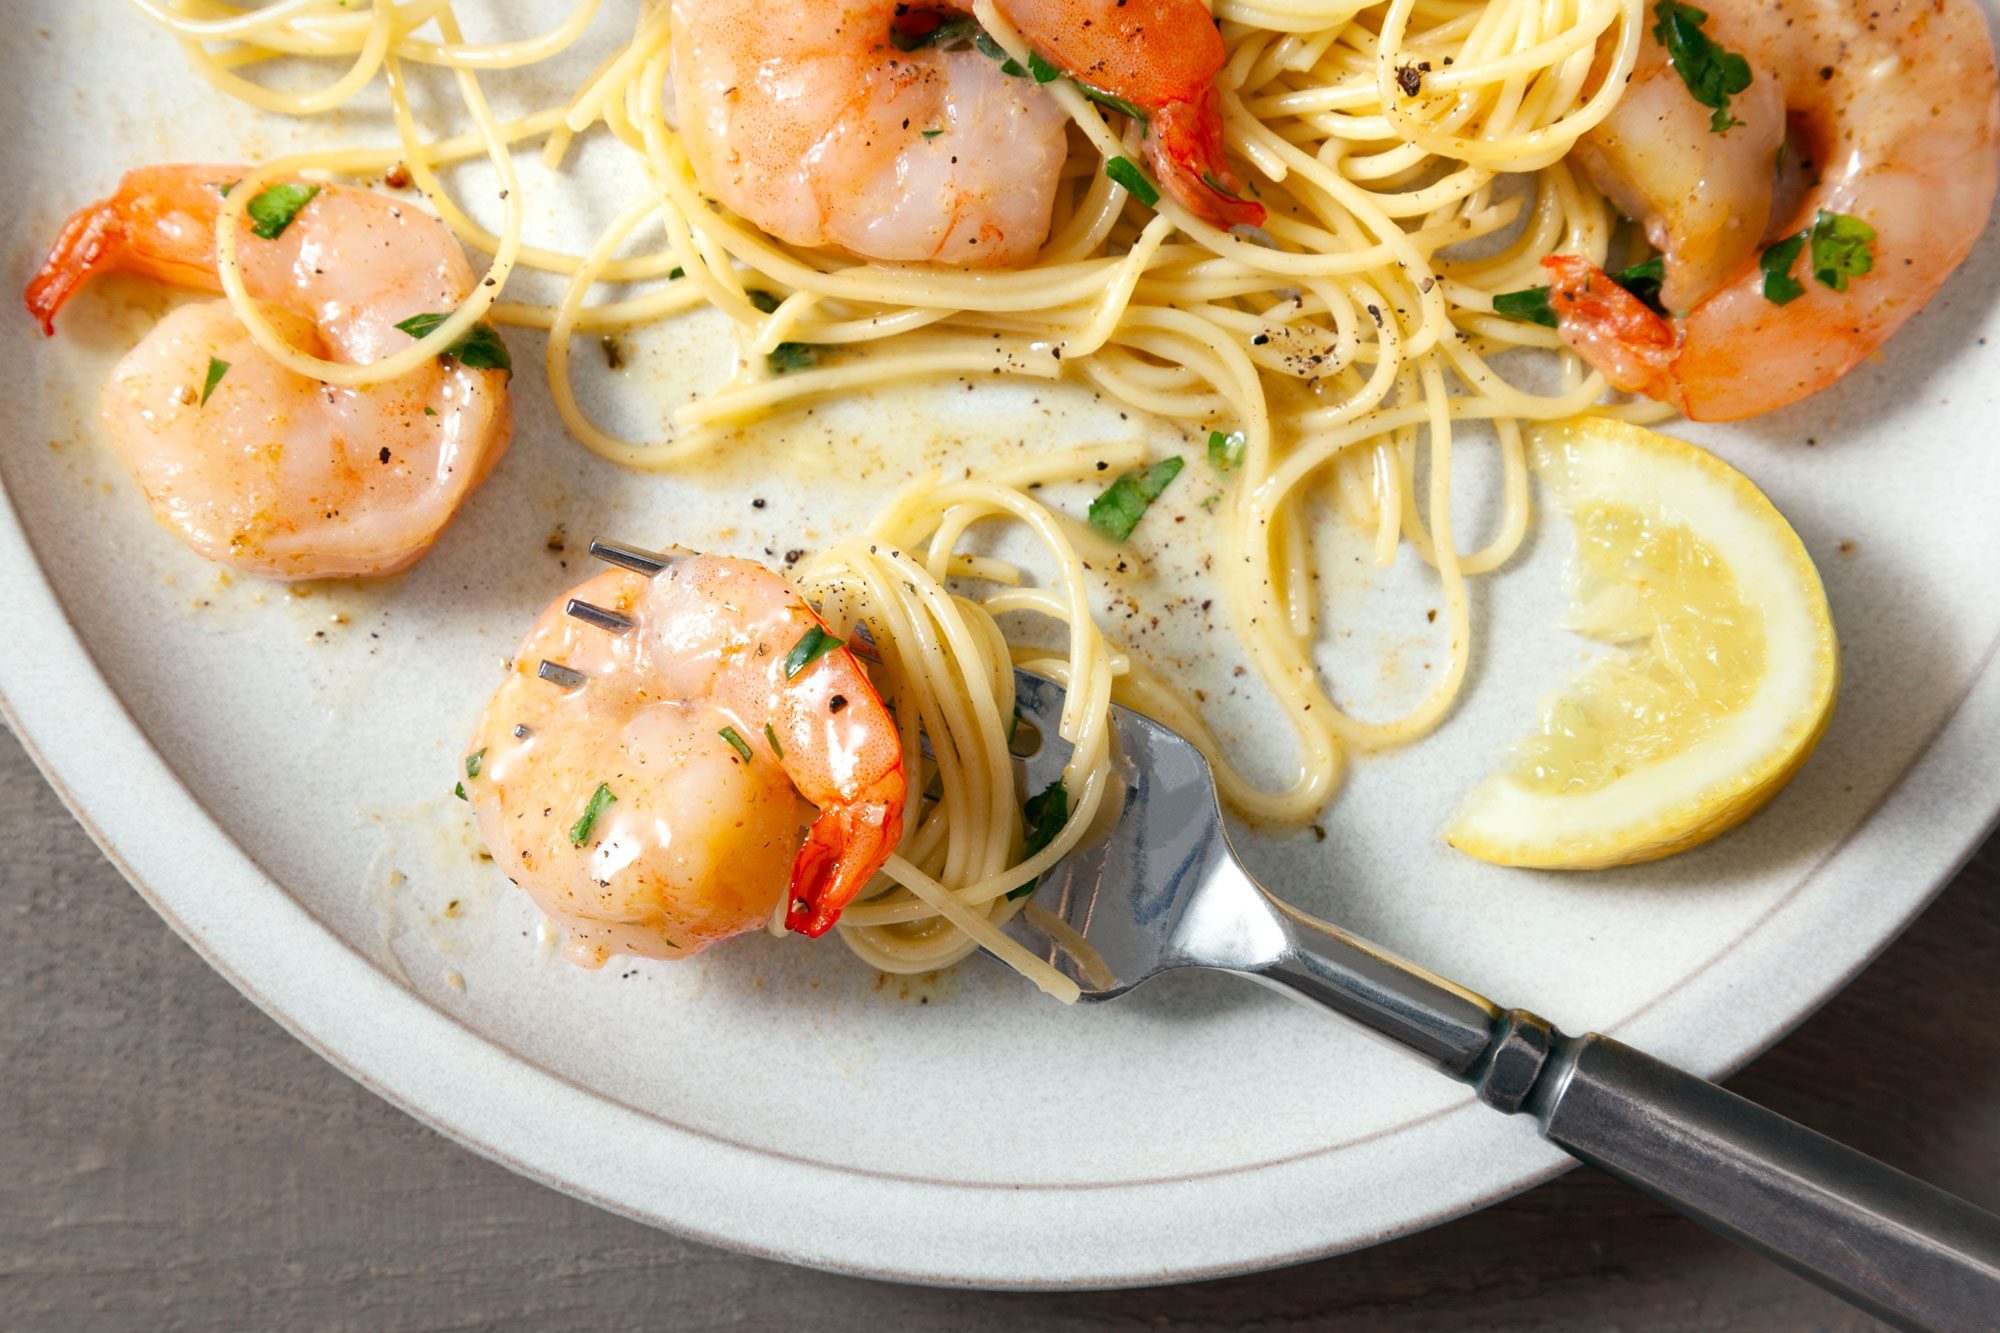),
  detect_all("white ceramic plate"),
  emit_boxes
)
[5,2,1999,1289]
